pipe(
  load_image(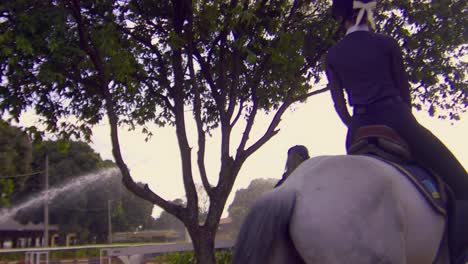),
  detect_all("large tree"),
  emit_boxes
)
[0,0,466,262]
